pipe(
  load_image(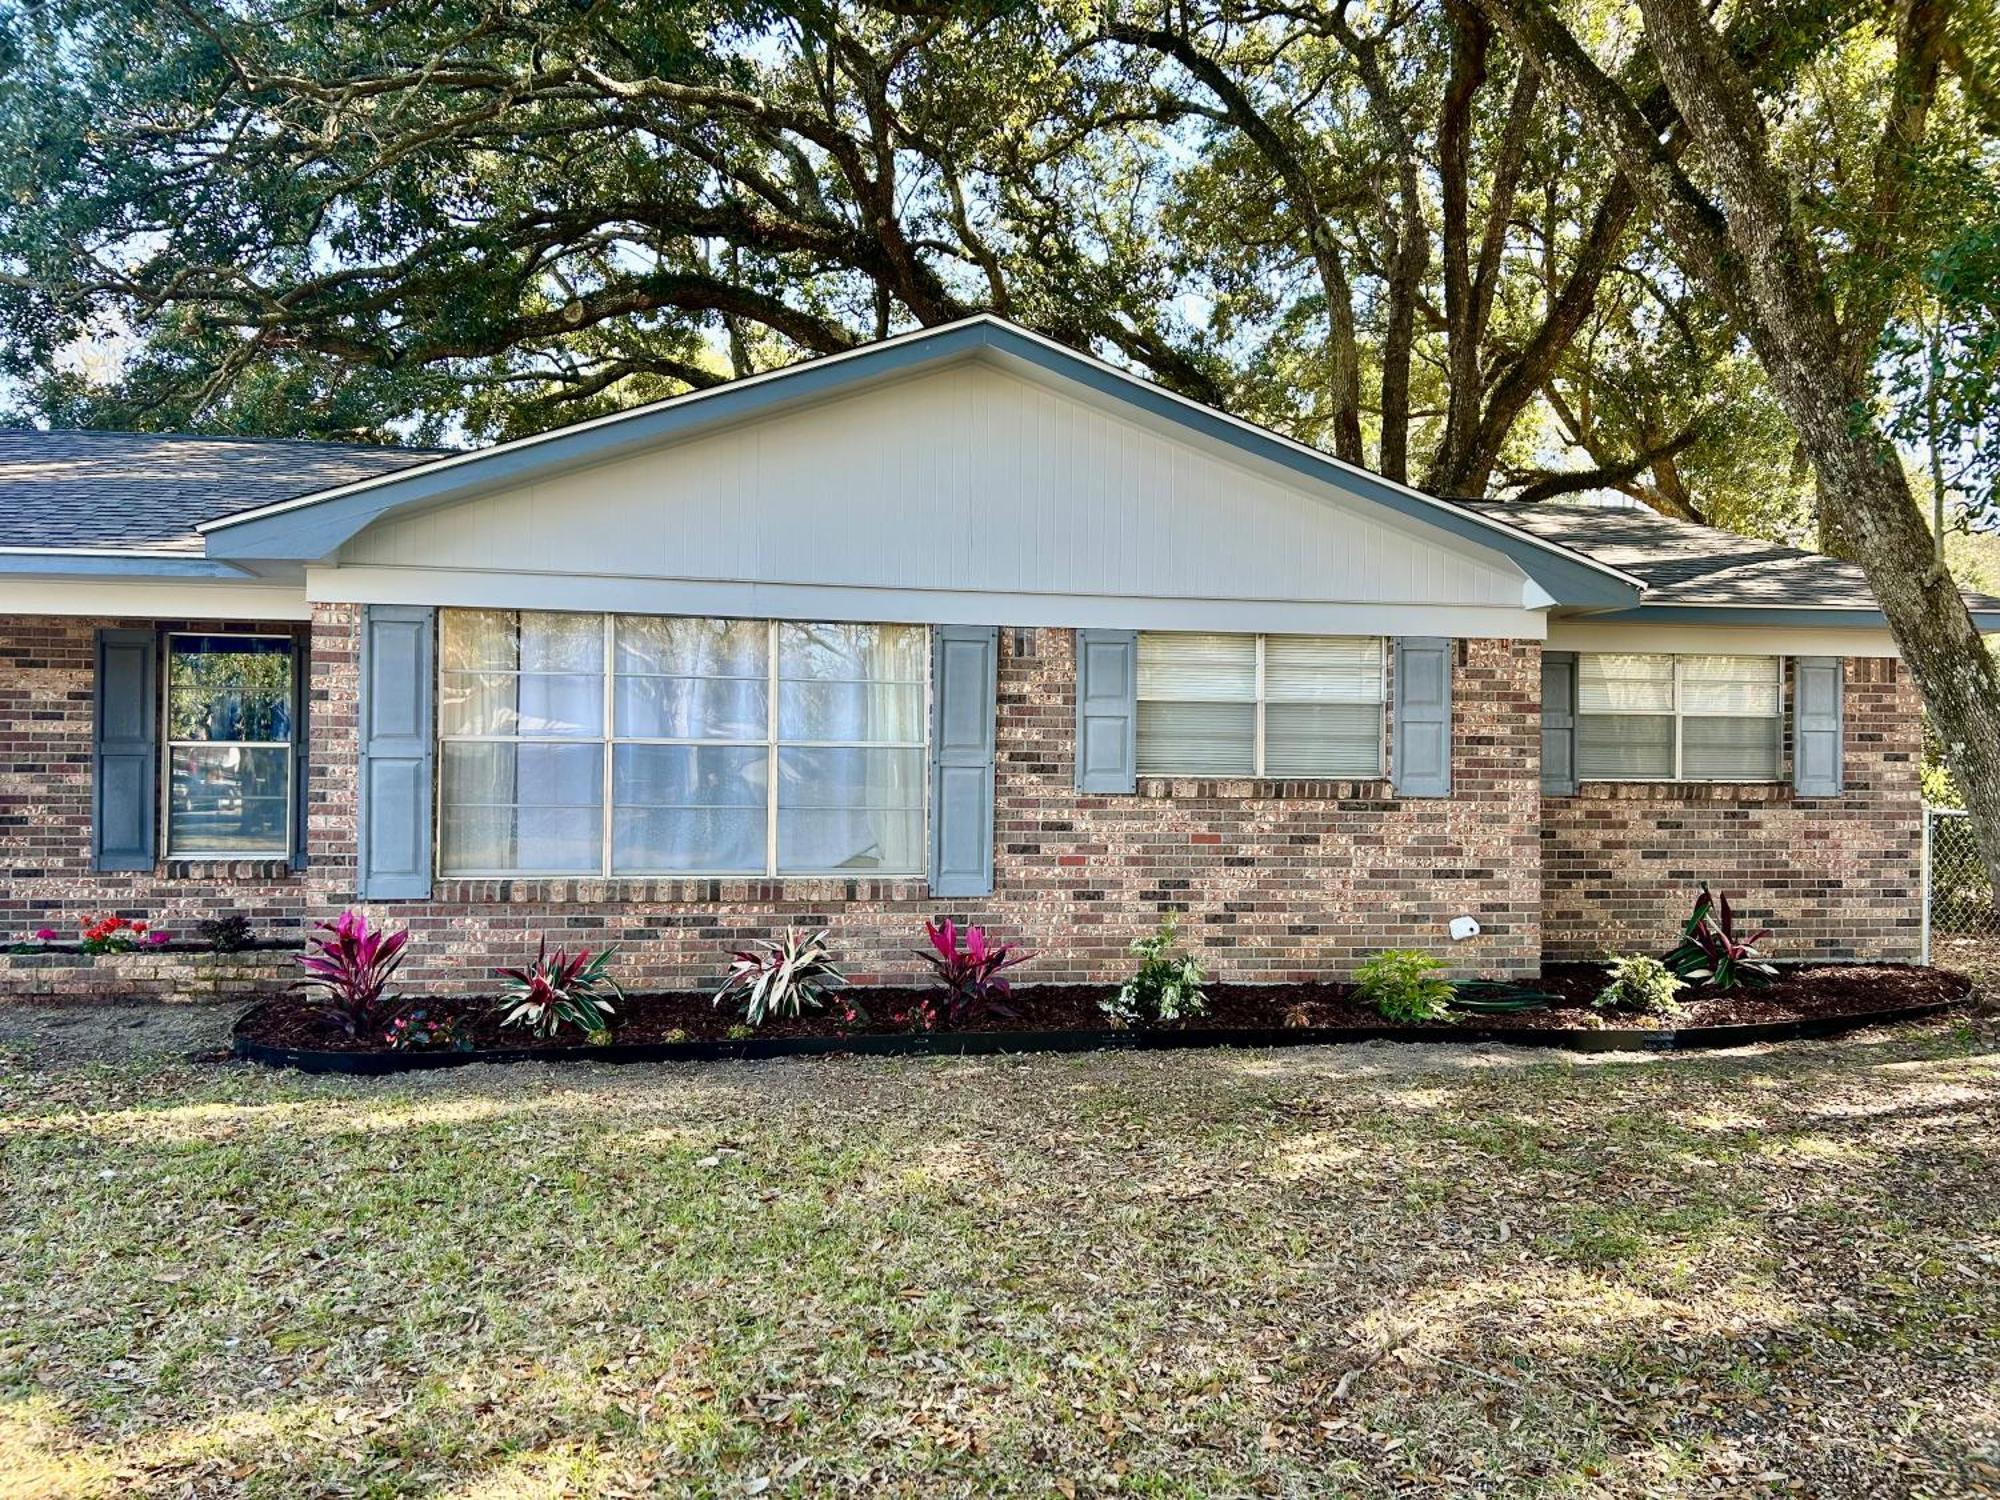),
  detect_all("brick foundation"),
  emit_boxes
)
[0,610,1927,1001]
